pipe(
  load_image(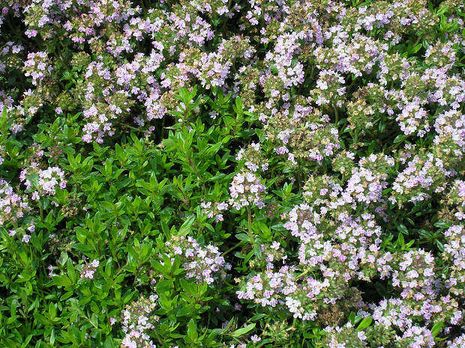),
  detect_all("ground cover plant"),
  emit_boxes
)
[1,0,465,347]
